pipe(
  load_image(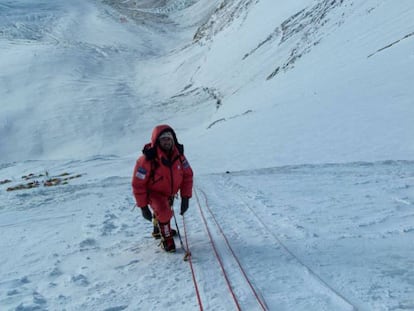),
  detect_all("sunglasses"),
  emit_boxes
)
[159,137,173,141]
